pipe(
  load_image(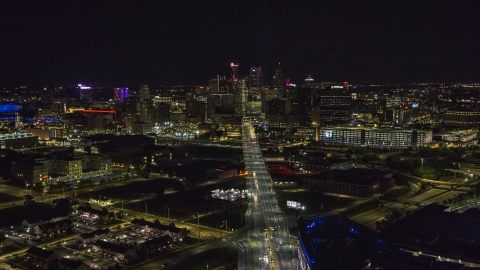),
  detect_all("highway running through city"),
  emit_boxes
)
[242,121,295,270]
